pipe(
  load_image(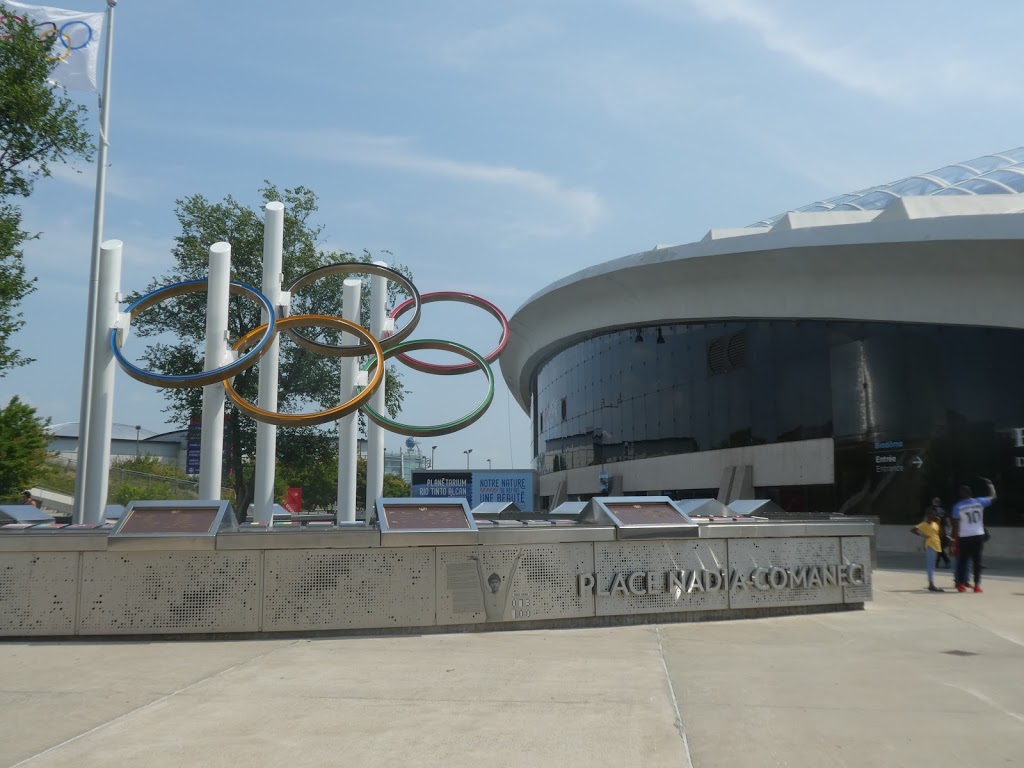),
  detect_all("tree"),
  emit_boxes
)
[0,395,49,499]
[130,184,412,518]
[0,13,93,375]
[355,456,410,510]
